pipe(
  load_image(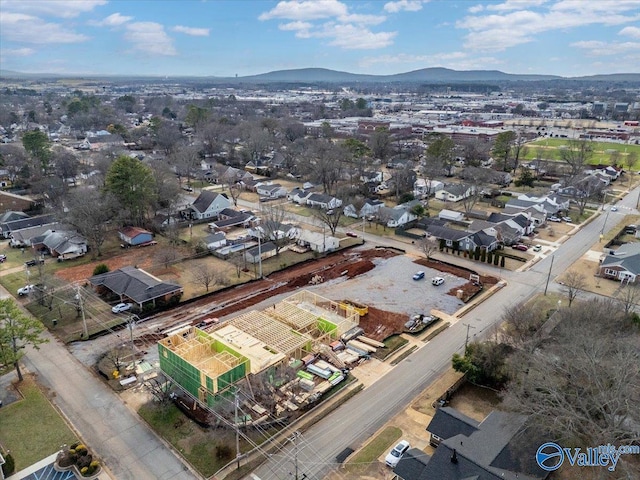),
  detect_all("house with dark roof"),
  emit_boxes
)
[188,191,231,220]
[204,232,227,250]
[393,407,548,480]
[208,208,256,230]
[392,449,431,480]
[417,408,548,480]
[0,213,56,239]
[118,227,153,247]
[31,229,87,259]
[288,187,314,205]
[89,266,183,310]
[599,242,640,283]
[244,241,277,264]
